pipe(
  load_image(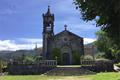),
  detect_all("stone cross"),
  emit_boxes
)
[64,24,67,30]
